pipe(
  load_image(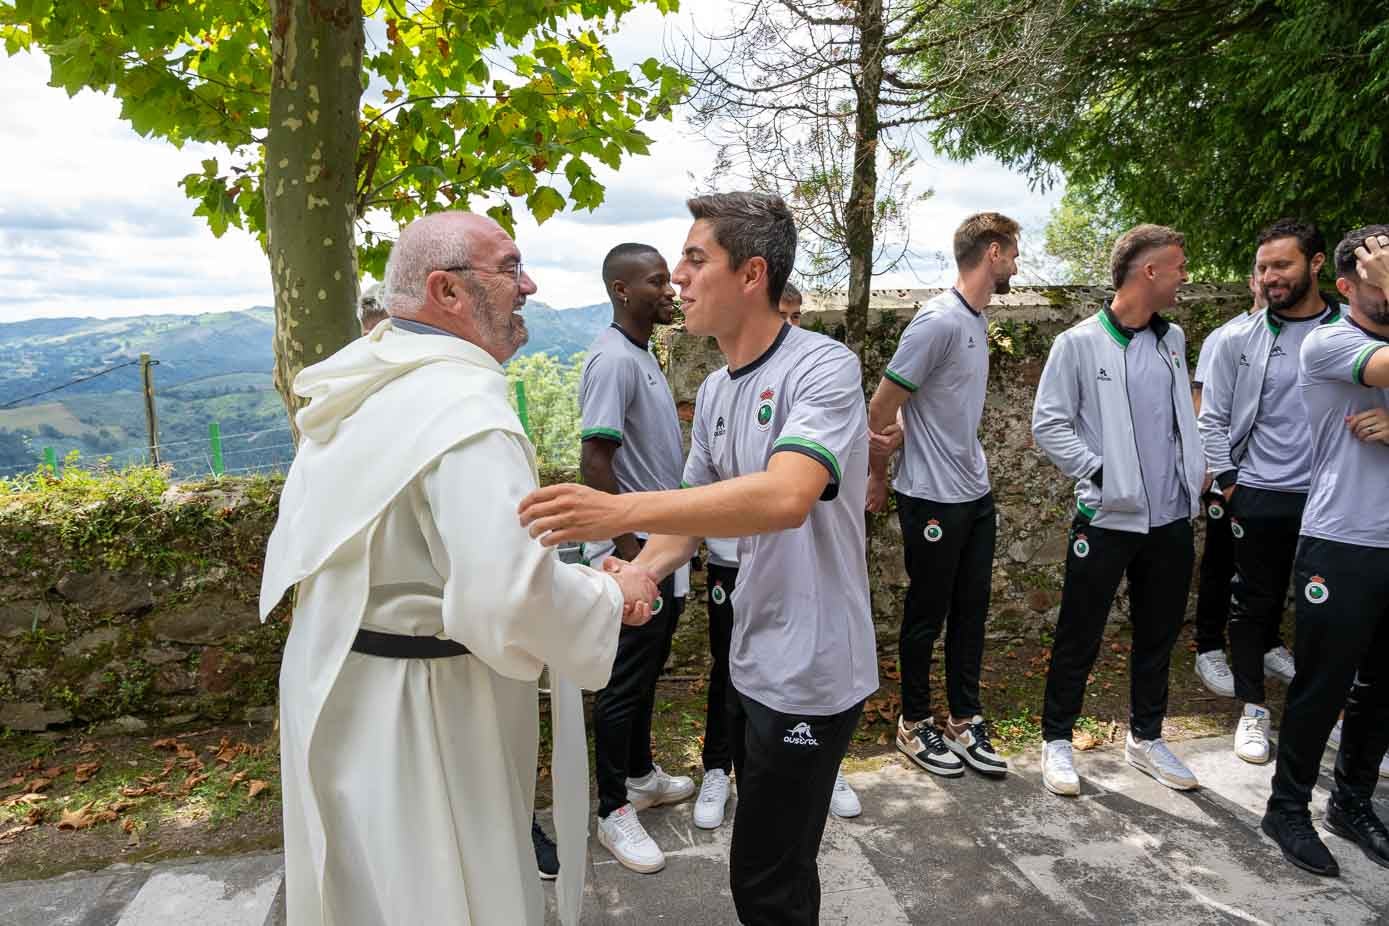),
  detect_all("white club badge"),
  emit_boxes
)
[1073,532,1091,559]
[924,519,943,543]
[711,583,726,606]
[1207,501,1224,520]
[1231,519,1245,539]
[1303,575,1329,605]
[755,387,775,431]
[651,595,664,616]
